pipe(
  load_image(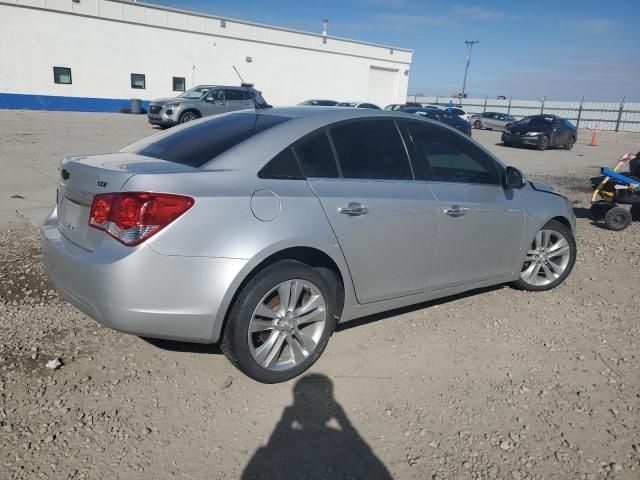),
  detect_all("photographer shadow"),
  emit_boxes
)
[242,374,391,480]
